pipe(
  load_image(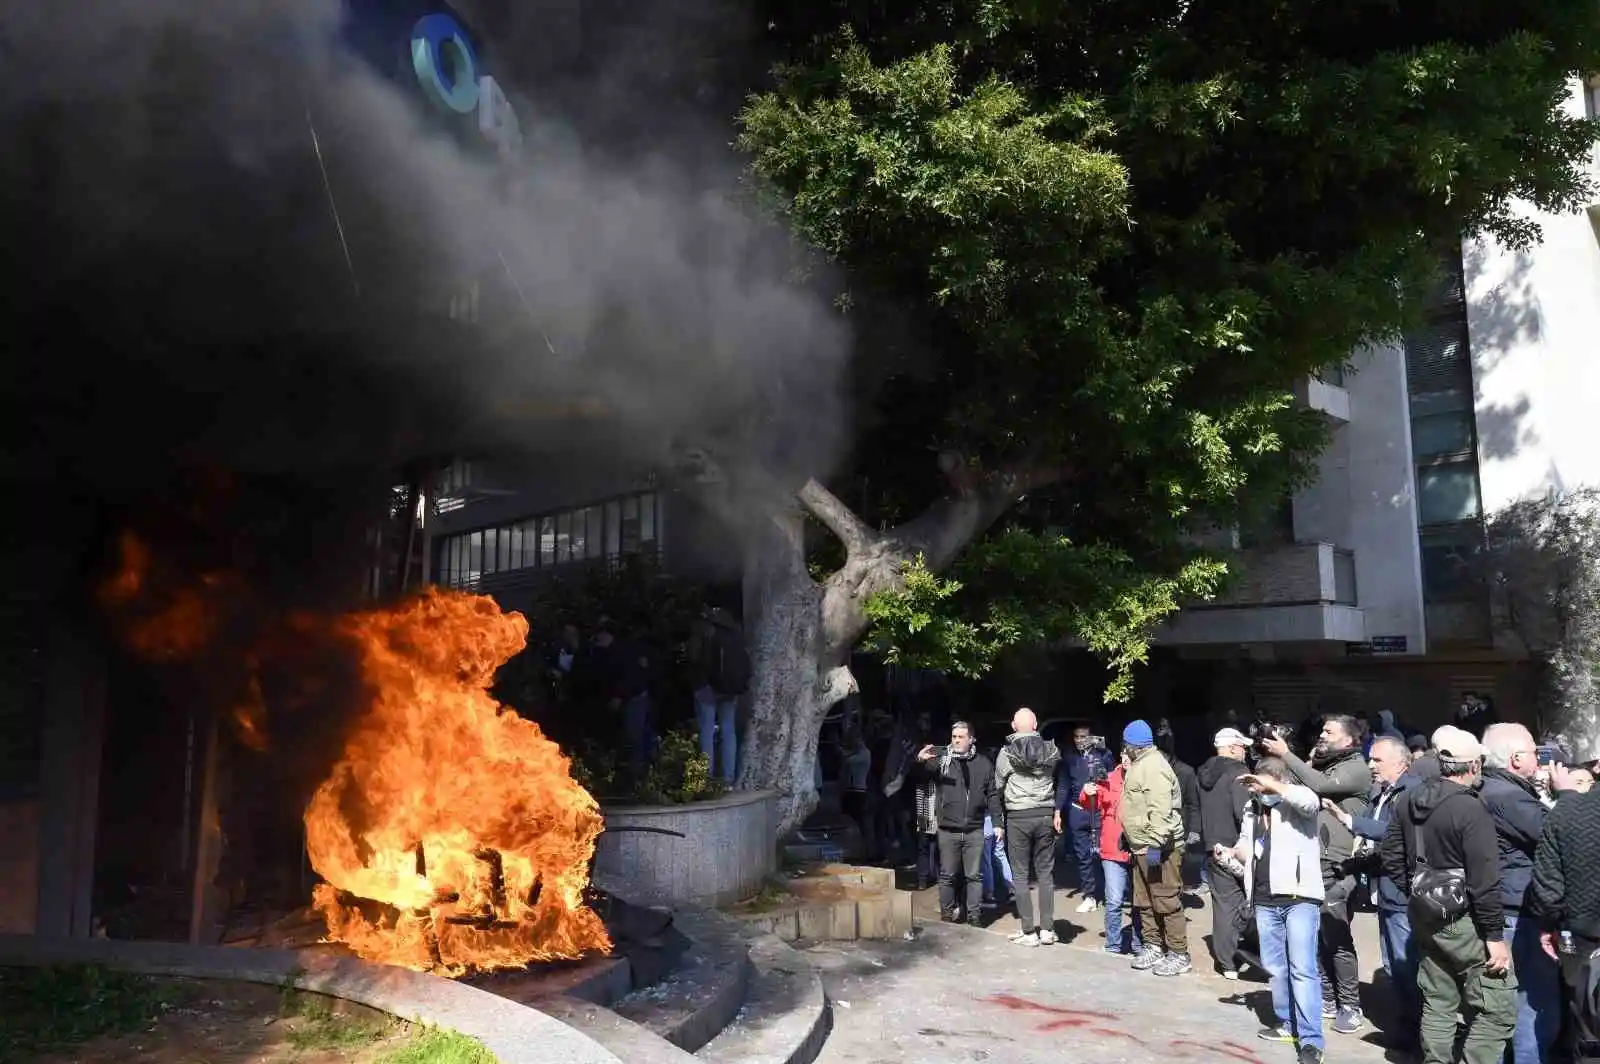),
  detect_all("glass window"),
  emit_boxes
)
[583,507,602,560]
[640,493,657,544]
[467,530,483,583]
[508,524,522,570]
[555,512,572,563]
[1419,528,1484,601]
[604,501,621,559]
[497,526,511,571]
[1411,412,1475,459]
[620,496,641,553]
[1417,462,1482,525]
[482,528,499,574]
[539,517,555,568]
[1409,388,1472,418]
